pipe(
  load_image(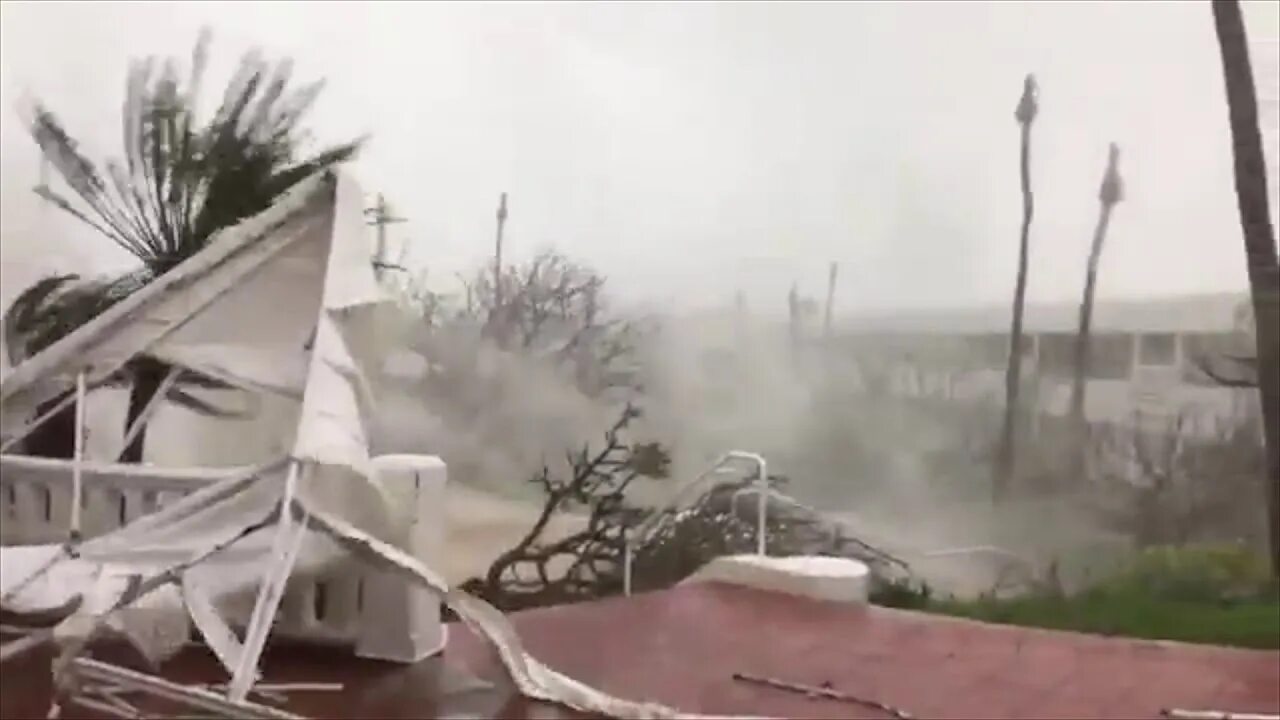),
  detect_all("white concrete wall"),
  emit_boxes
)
[70,387,299,468]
